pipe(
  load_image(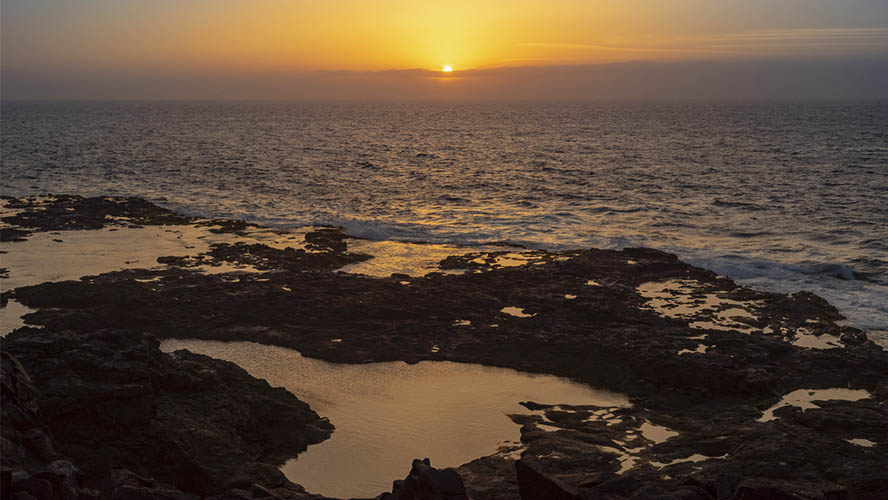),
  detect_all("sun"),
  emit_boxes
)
[442,65,453,72]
